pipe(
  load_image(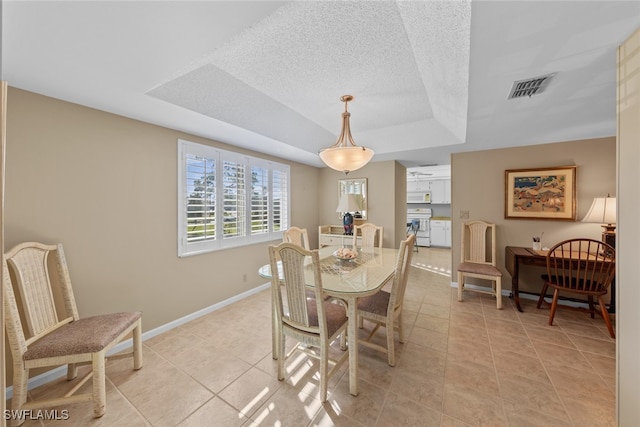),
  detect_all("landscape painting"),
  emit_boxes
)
[505,166,576,220]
